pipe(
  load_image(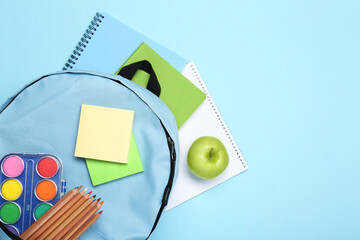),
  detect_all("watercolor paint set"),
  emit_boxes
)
[0,153,65,236]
